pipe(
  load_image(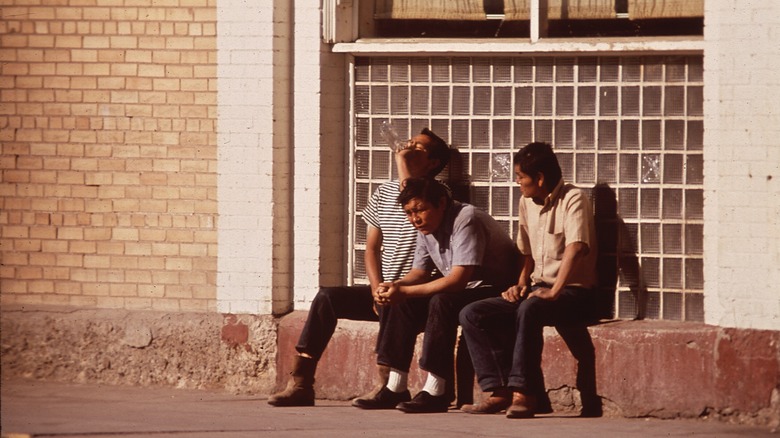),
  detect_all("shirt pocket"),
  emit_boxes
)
[544,212,566,260]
